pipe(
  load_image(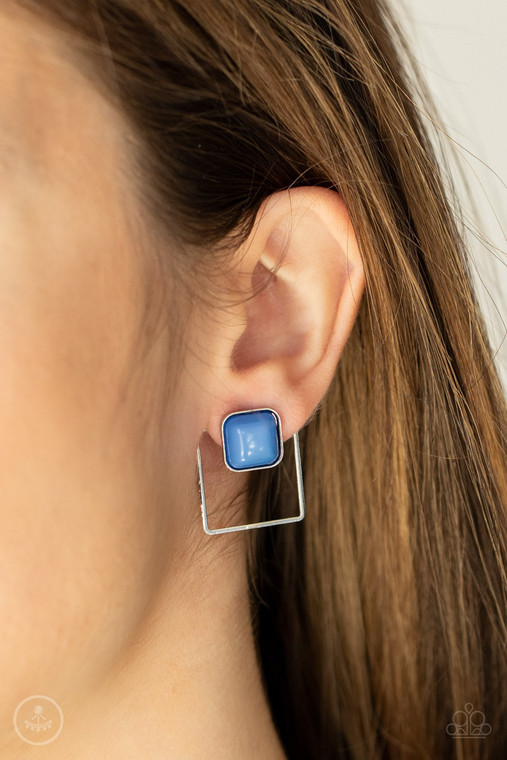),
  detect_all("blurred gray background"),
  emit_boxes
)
[394,0,507,391]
